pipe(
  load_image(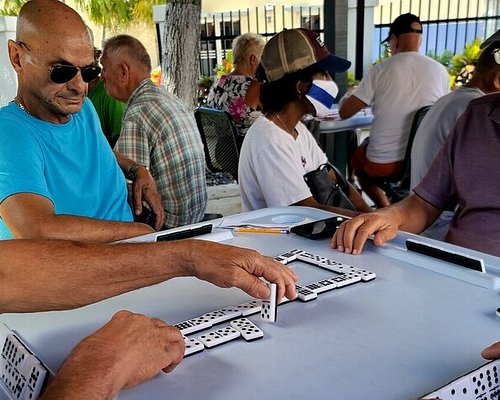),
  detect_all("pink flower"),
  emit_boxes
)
[230,97,246,122]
